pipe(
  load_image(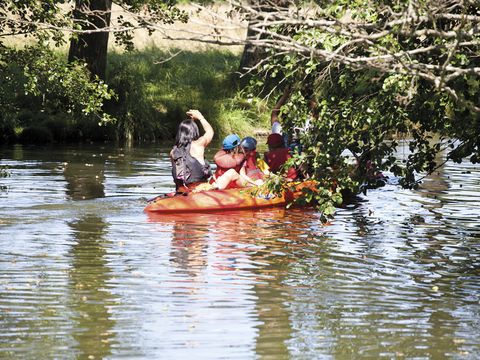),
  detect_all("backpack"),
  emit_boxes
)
[171,145,191,185]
